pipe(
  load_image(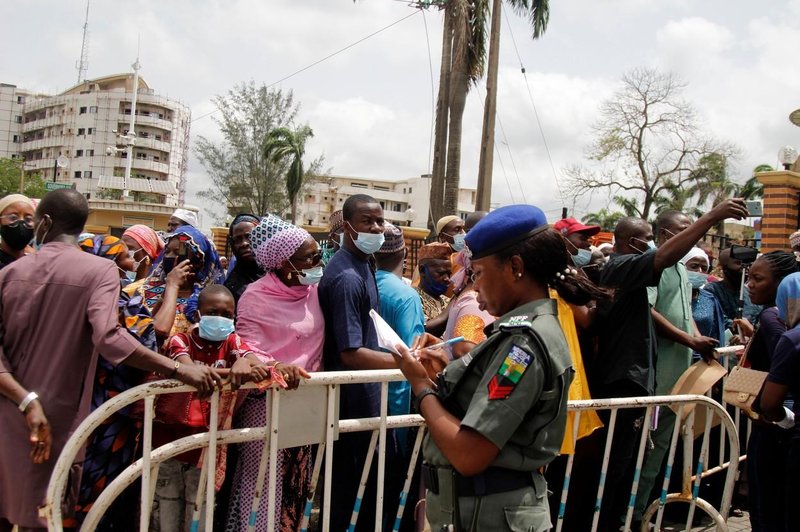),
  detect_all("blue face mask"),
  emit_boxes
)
[198,315,235,342]
[450,233,466,252]
[573,248,592,267]
[421,267,449,297]
[687,271,708,290]
[347,222,385,255]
